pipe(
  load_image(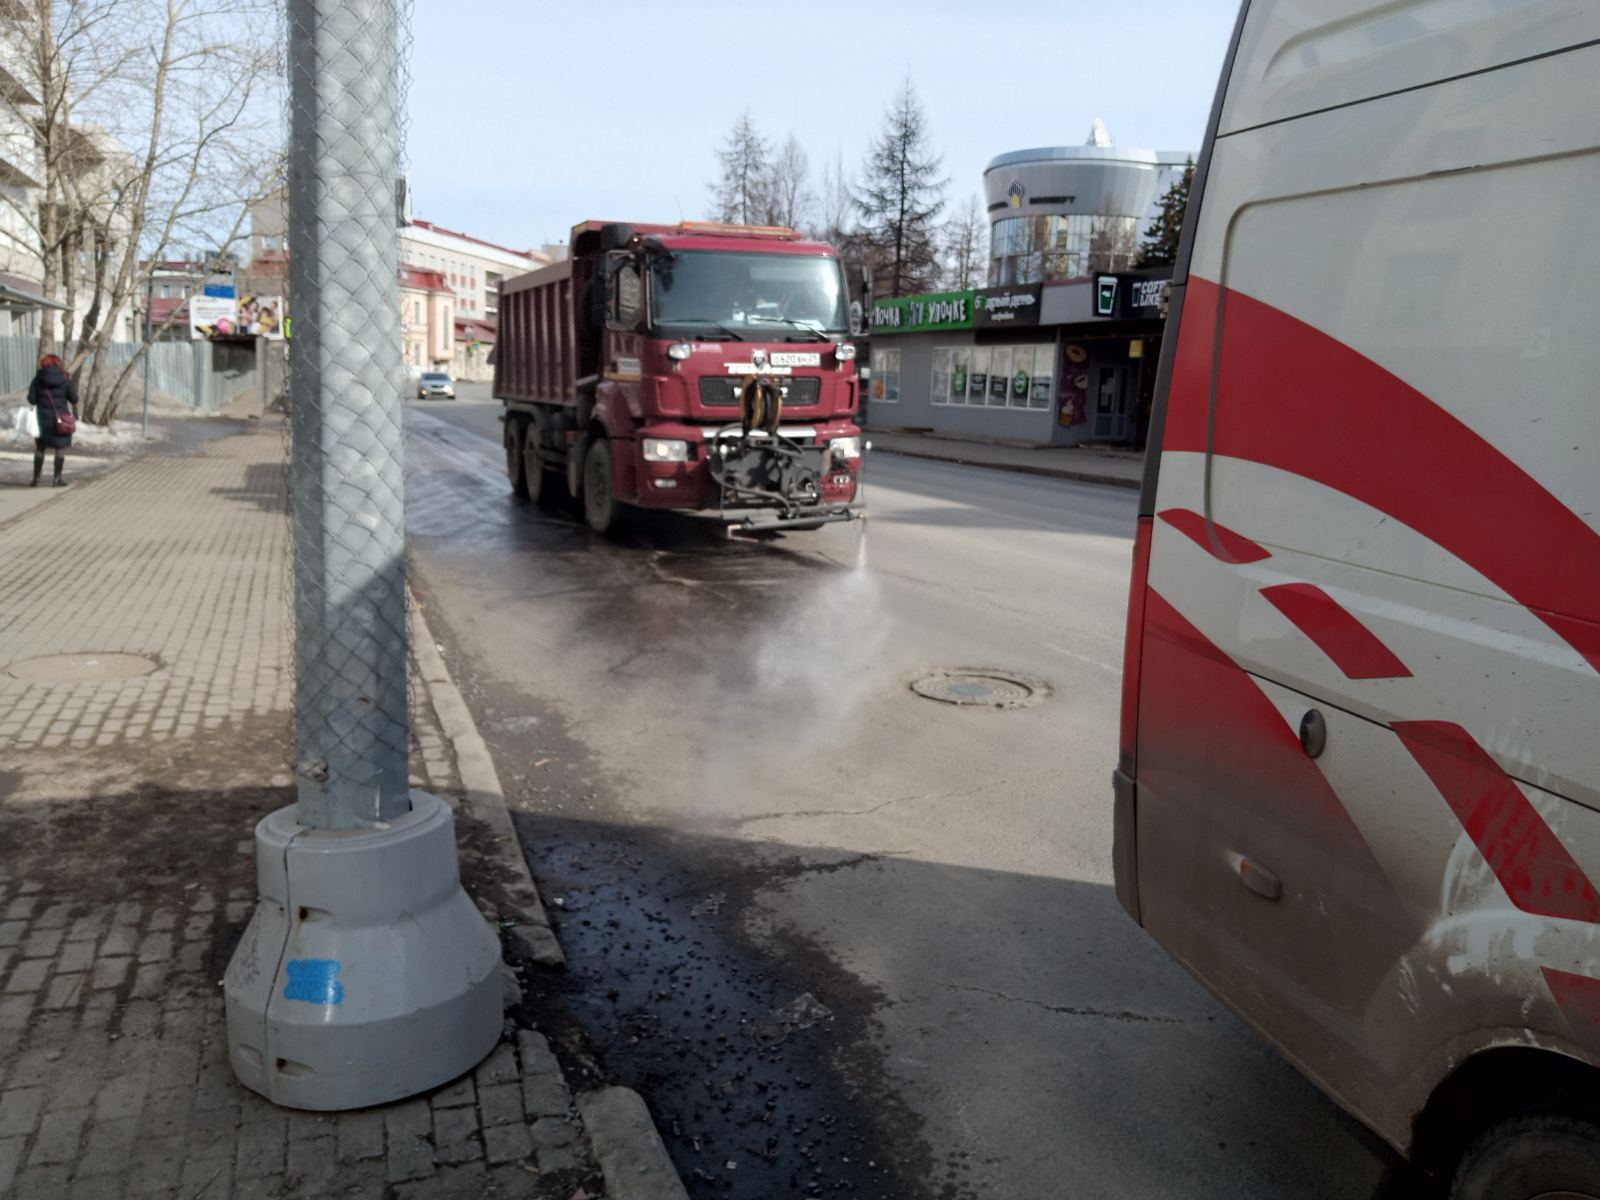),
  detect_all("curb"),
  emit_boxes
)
[407,596,690,1199]
[872,445,1143,490]
[409,594,564,968]
[579,1089,692,1200]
